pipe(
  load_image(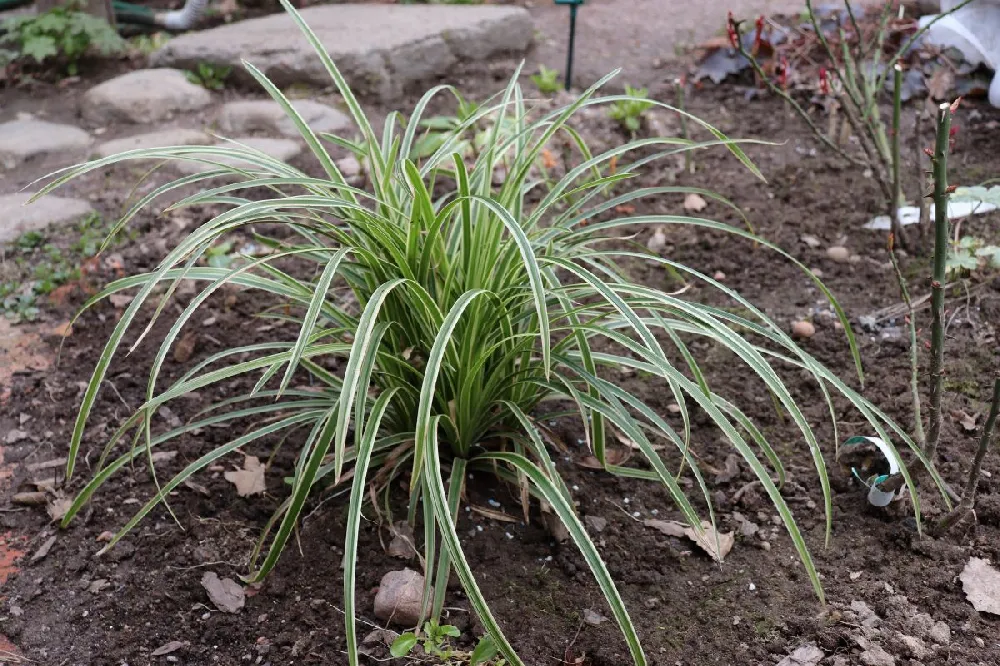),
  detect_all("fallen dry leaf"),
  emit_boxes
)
[201,571,245,613]
[224,455,266,497]
[577,447,632,470]
[644,519,735,562]
[926,66,955,101]
[951,409,979,433]
[108,293,133,309]
[540,148,559,170]
[46,495,73,522]
[386,521,417,560]
[173,331,198,364]
[30,535,57,564]
[151,640,187,657]
[683,192,708,212]
[961,557,1000,615]
[714,454,741,484]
